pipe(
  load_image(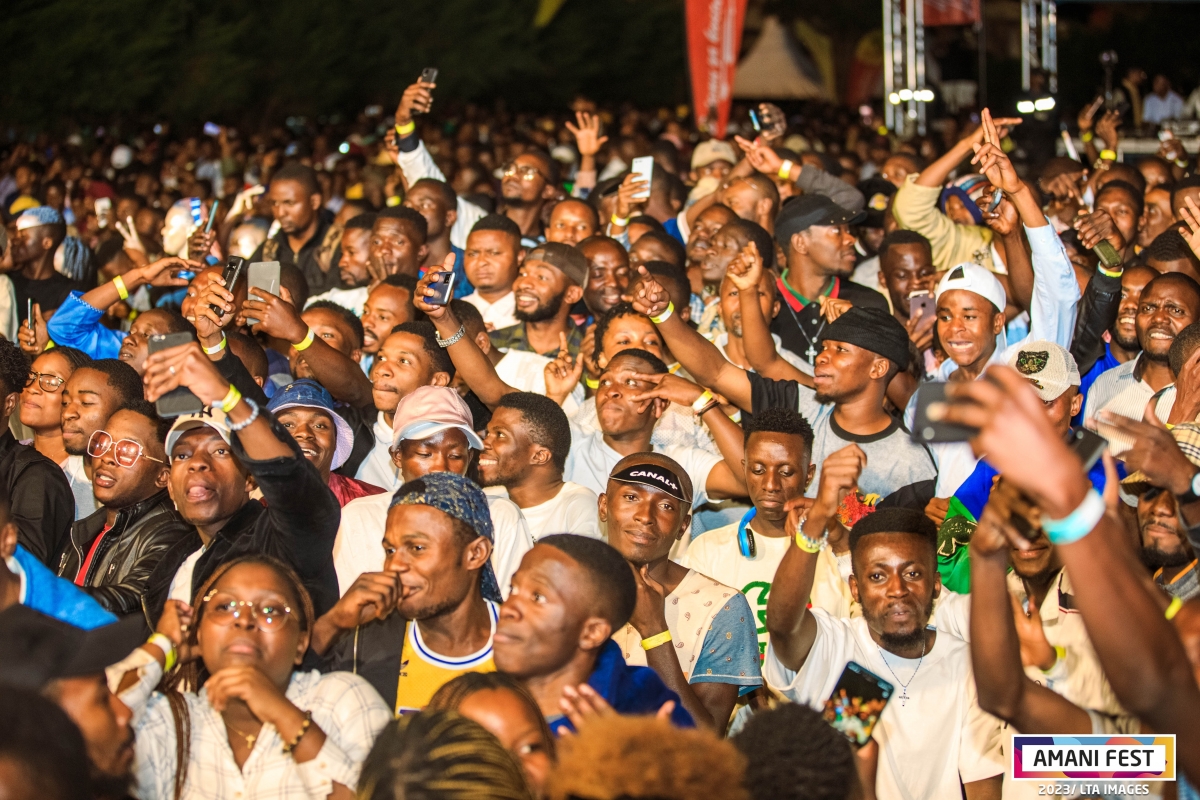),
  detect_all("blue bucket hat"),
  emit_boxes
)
[266,379,355,470]
[389,472,503,603]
